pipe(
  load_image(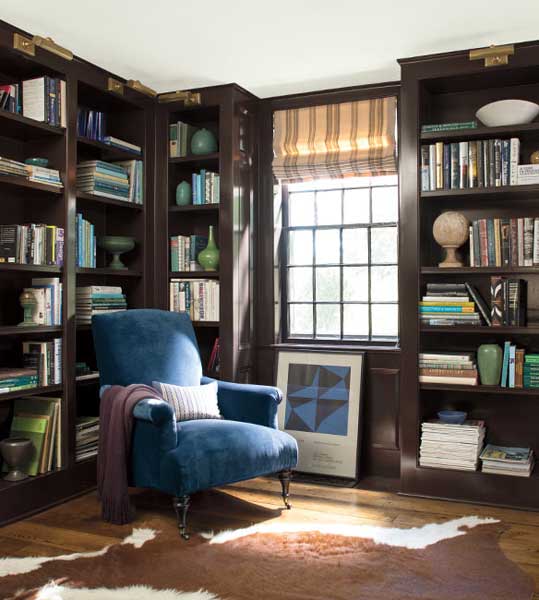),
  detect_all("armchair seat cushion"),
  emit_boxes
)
[159,419,298,497]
